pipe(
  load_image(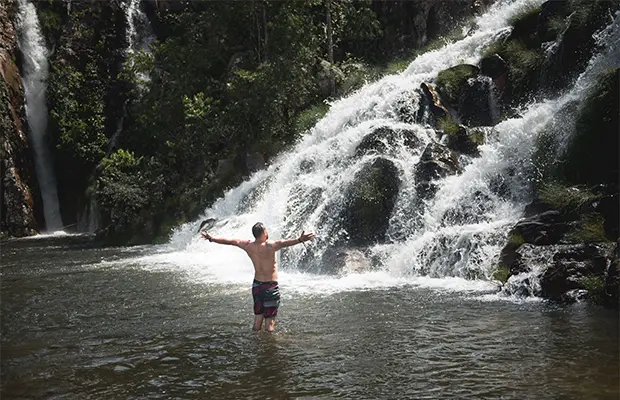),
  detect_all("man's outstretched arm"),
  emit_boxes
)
[272,231,316,251]
[201,231,248,248]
